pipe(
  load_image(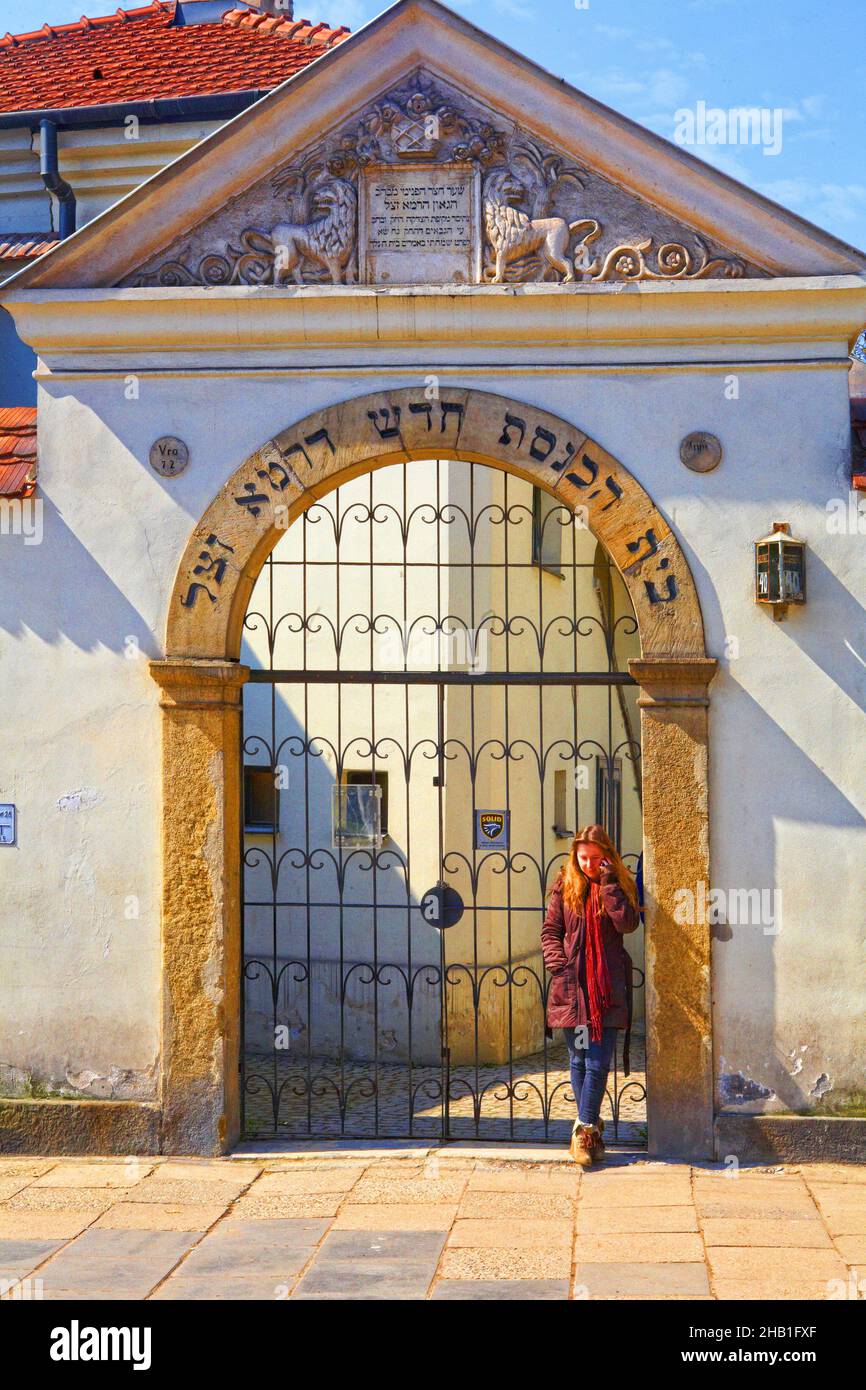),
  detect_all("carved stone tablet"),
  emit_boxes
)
[359,163,480,285]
